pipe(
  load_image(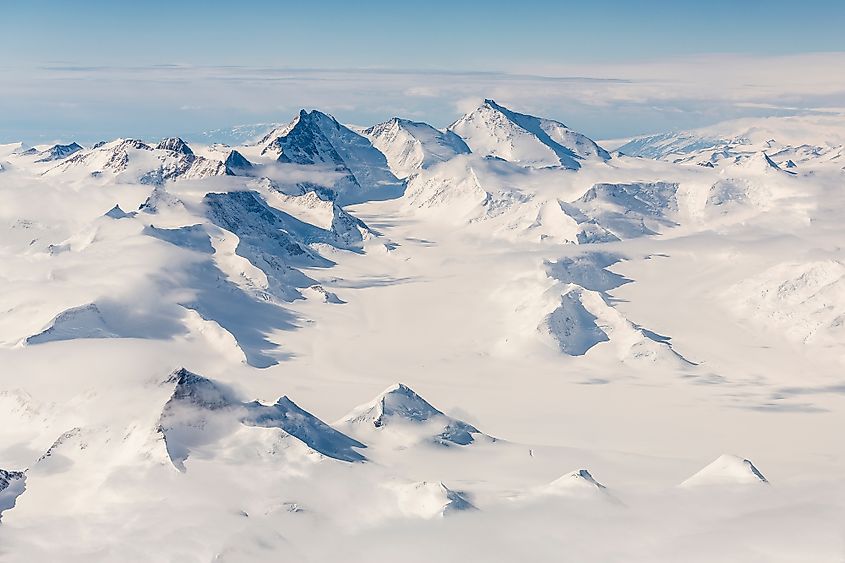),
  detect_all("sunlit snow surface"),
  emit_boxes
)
[1,102,845,561]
